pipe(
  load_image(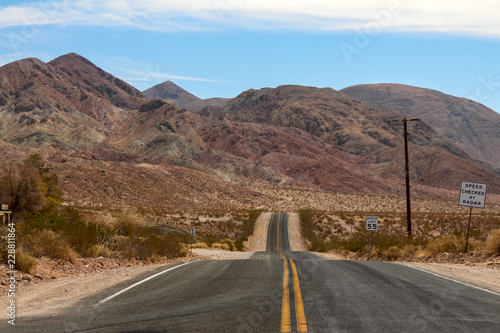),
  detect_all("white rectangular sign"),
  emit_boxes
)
[366,216,378,231]
[459,181,487,209]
